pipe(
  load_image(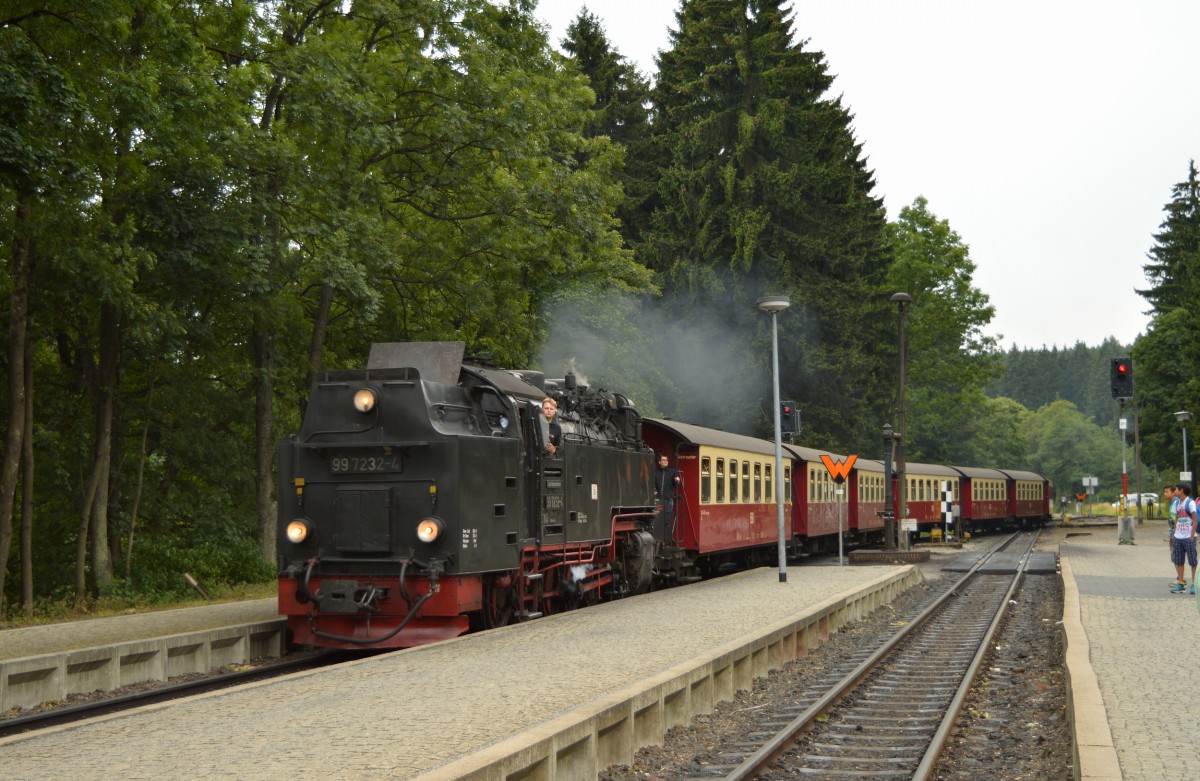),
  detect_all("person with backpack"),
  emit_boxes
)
[1170,483,1198,594]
